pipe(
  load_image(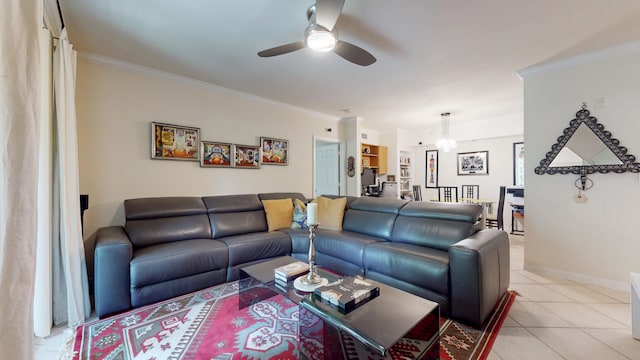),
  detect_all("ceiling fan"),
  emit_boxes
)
[257,0,376,66]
